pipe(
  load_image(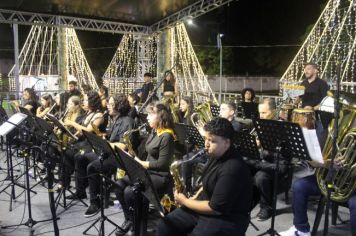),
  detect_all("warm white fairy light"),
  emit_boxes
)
[280,0,356,94]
